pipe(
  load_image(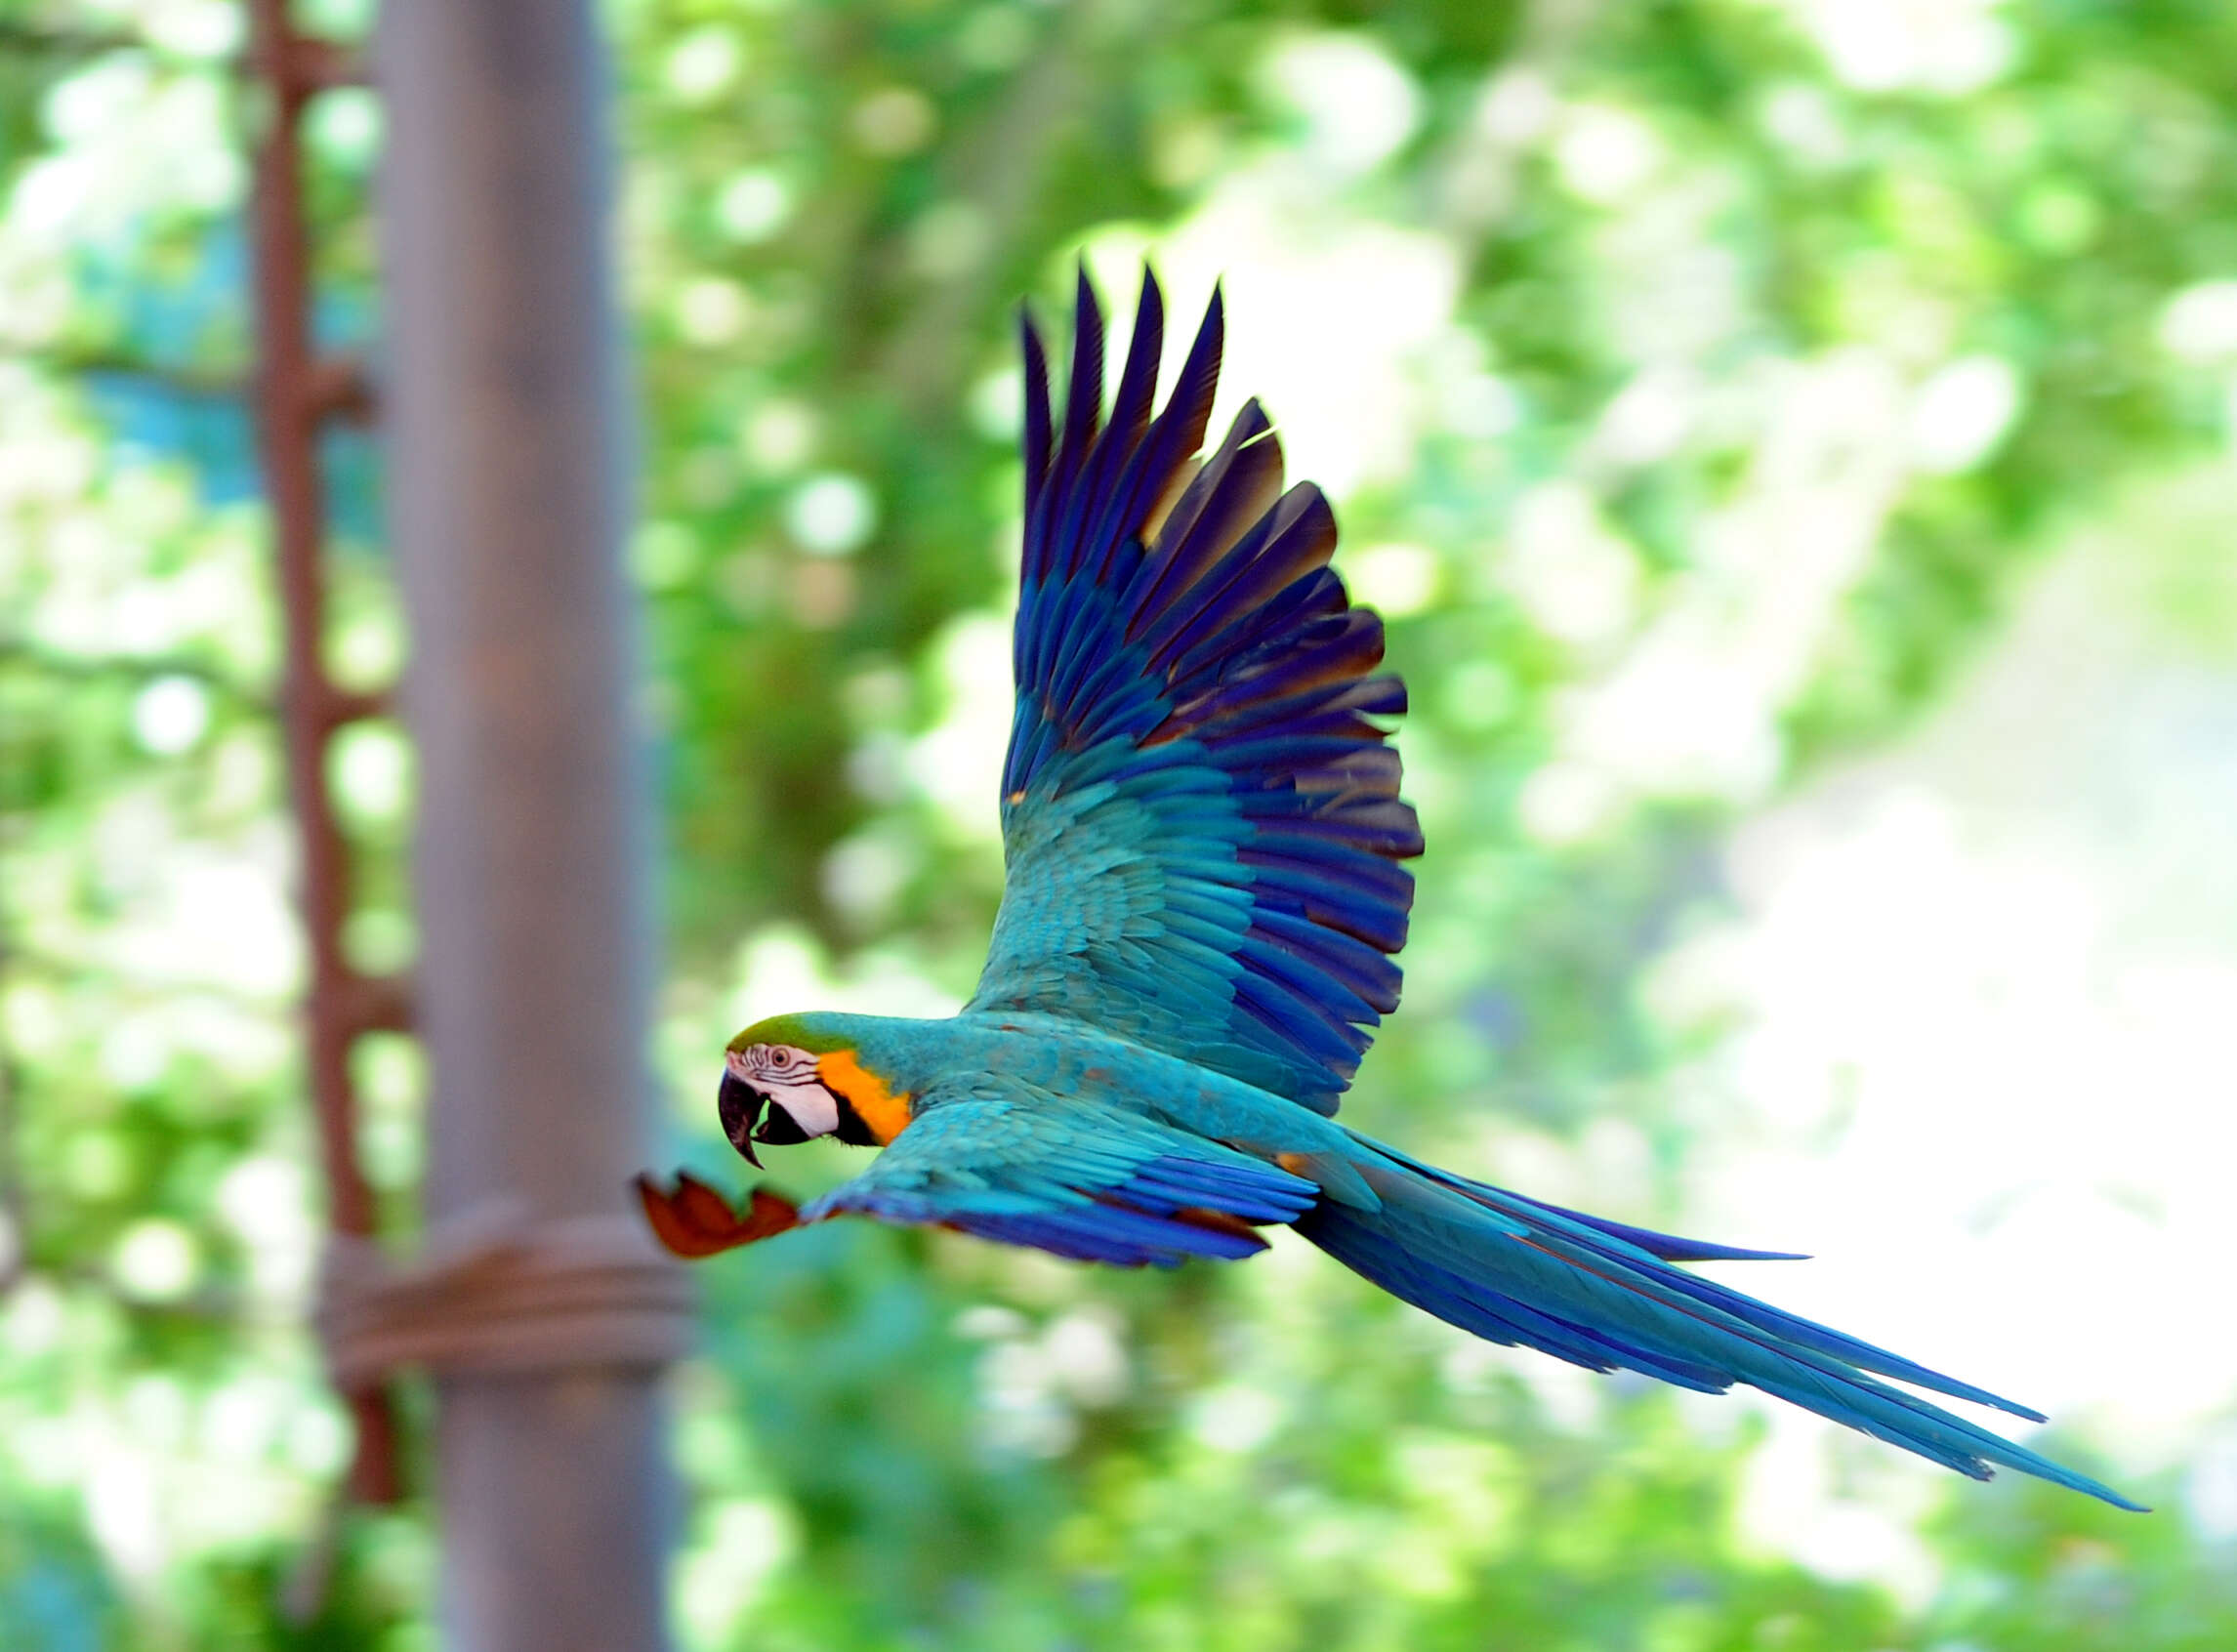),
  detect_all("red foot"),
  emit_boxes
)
[634,1169,803,1259]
